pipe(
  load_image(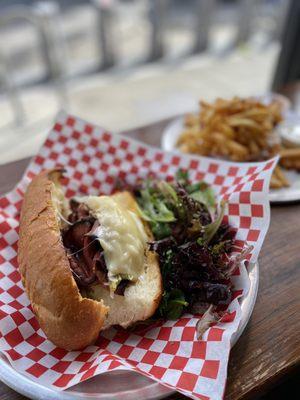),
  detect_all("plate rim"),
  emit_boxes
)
[0,262,259,400]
